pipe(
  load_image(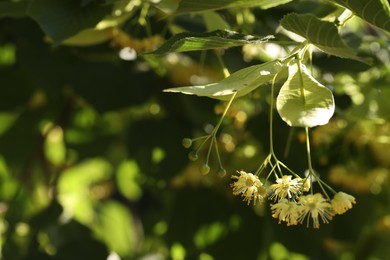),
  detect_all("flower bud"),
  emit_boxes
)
[182,138,192,148]
[200,164,210,175]
[188,151,198,161]
[217,168,227,177]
